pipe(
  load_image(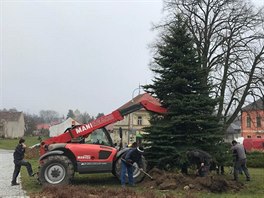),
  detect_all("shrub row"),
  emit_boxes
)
[246,151,264,168]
